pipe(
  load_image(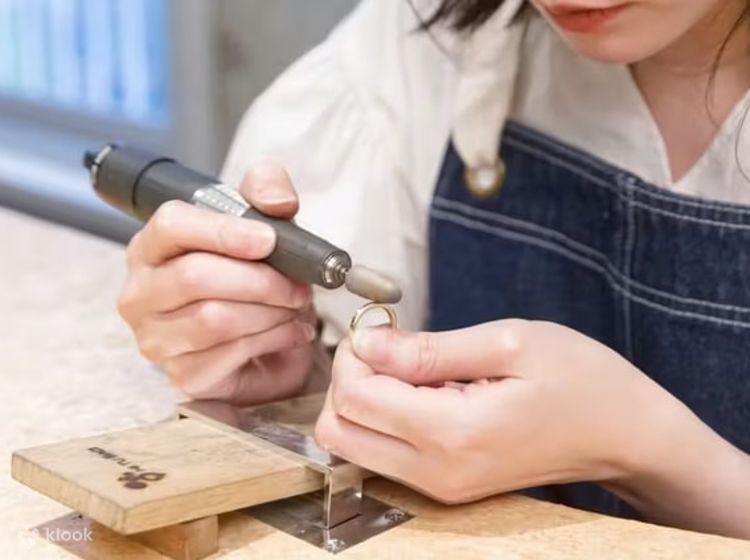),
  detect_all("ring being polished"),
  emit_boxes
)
[349,302,398,337]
